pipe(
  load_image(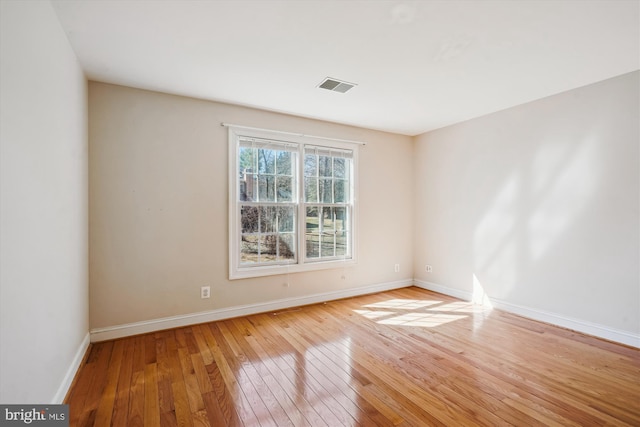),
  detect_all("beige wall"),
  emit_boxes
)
[413,71,639,336]
[89,82,414,330]
[0,1,88,403]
